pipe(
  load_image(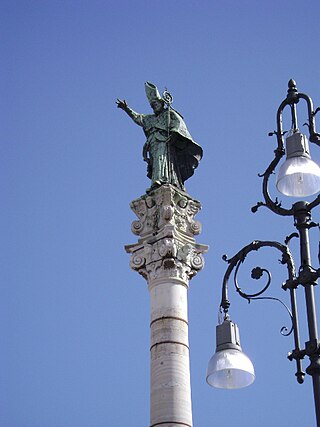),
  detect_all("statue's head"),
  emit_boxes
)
[150,99,164,115]
[145,82,165,114]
